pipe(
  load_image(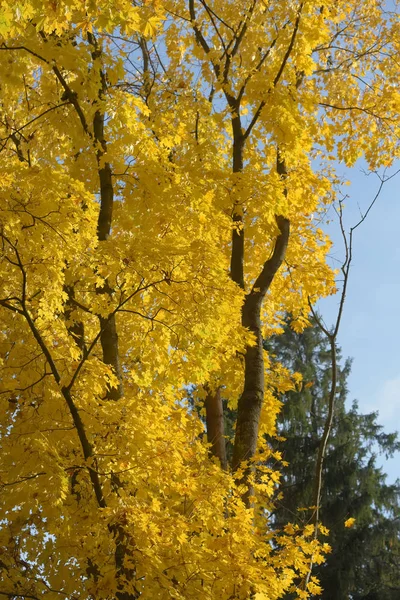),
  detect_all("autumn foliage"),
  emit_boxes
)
[0,1,399,599]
